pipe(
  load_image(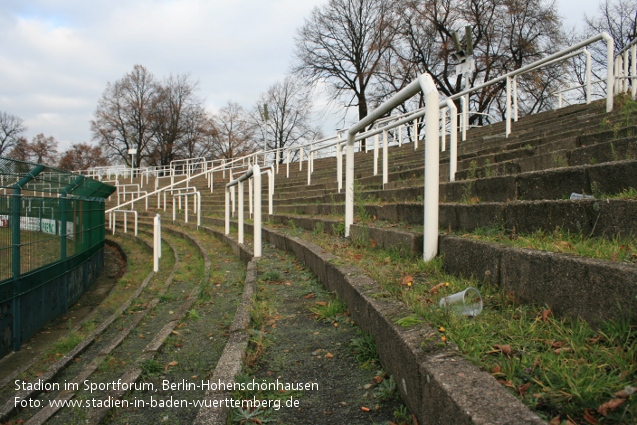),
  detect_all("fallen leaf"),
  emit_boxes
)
[325,352,334,358]
[174,343,183,348]
[315,301,327,306]
[554,348,573,355]
[168,361,178,367]
[429,282,446,294]
[401,275,414,286]
[550,340,565,349]
[171,330,180,335]
[615,386,636,398]
[491,365,502,374]
[497,379,516,389]
[370,239,377,248]
[303,293,315,299]
[333,323,338,327]
[493,344,512,356]
[360,406,370,412]
[610,251,619,262]
[373,375,383,384]
[549,416,561,425]
[540,309,551,322]
[372,215,377,221]
[438,326,446,333]
[139,334,145,339]
[598,397,626,415]
[583,409,599,425]
[517,382,531,397]
[412,413,420,425]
